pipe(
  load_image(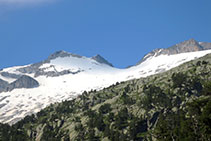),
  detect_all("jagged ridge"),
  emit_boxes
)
[137,39,211,65]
